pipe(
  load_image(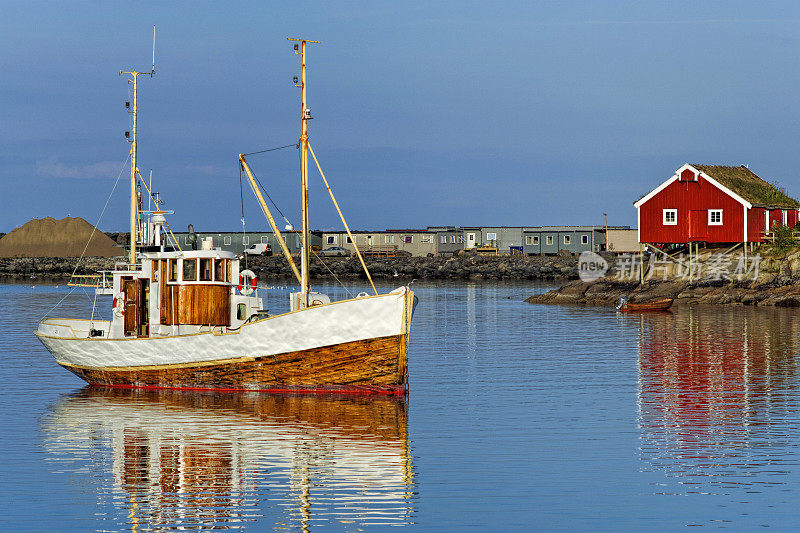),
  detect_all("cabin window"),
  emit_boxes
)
[199,258,212,281]
[533,236,540,245]
[237,303,247,321]
[346,236,353,244]
[581,235,589,245]
[214,259,224,282]
[261,236,270,244]
[546,236,553,245]
[450,235,456,243]
[486,232,497,241]
[169,259,178,282]
[663,209,677,225]
[223,236,232,245]
[421,235,432,243]
[708,209,723,225]
[385,235,395,243]
[404,236,413,244]
[783,210,788,225]
[242,236,249,245]
[326,235,336,244]
[563,235,571,245]
[441,236,447,244]
[183,259,197,281]
[525,236,533,245]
